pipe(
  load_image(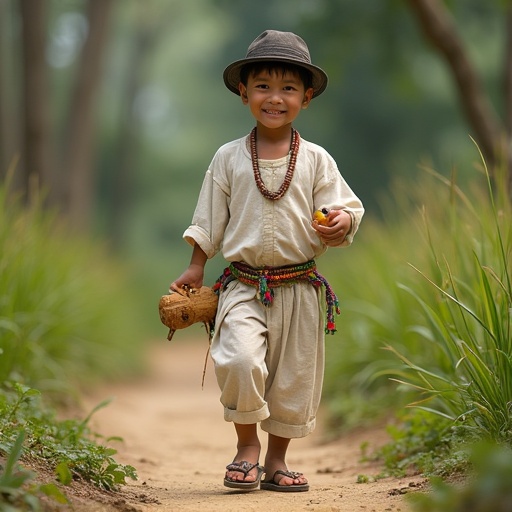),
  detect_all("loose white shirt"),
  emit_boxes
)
[184,134,364,268]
